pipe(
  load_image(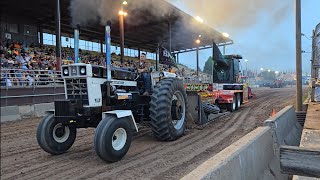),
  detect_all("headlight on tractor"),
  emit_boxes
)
[80,66,86,75]
[63,68,69,76]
